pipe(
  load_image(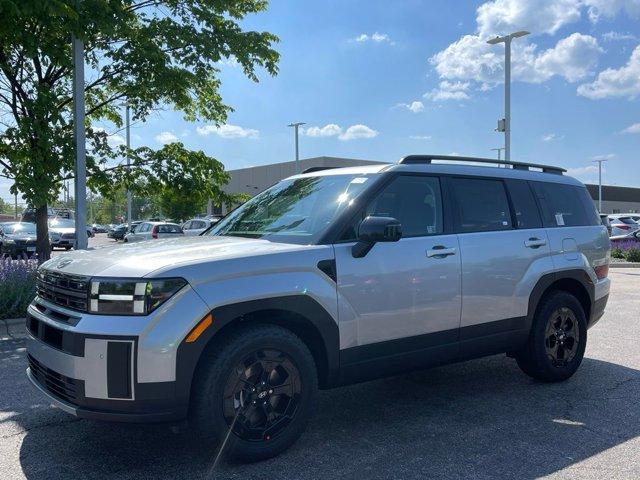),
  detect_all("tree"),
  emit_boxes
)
[93,142,246,222]
[0,0,279,261]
